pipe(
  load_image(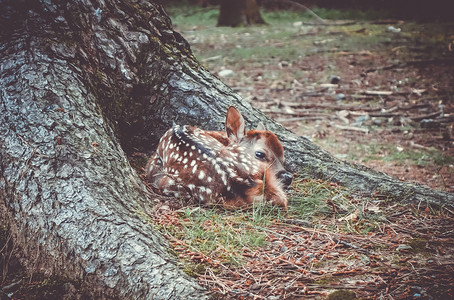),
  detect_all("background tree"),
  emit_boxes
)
[0,0,452,298]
